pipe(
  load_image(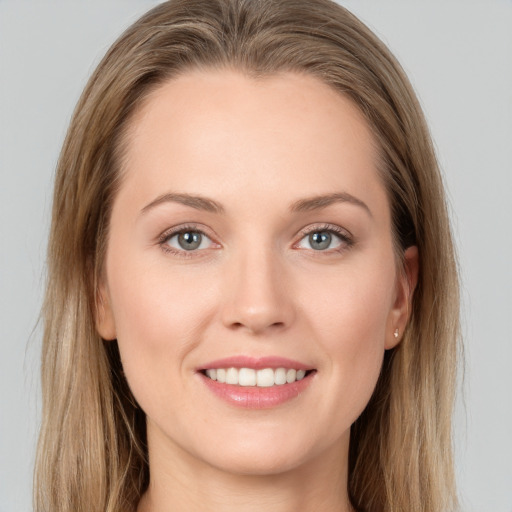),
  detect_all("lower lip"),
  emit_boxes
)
[200,372,315,409]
